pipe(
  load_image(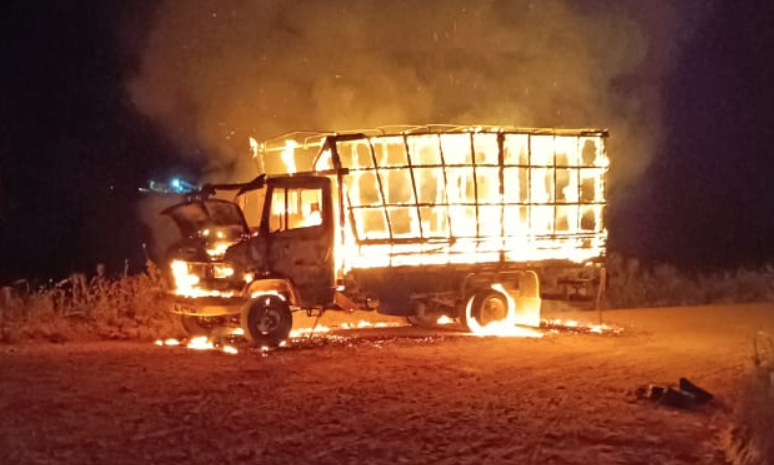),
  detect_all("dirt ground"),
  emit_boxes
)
[1,304,772,465]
